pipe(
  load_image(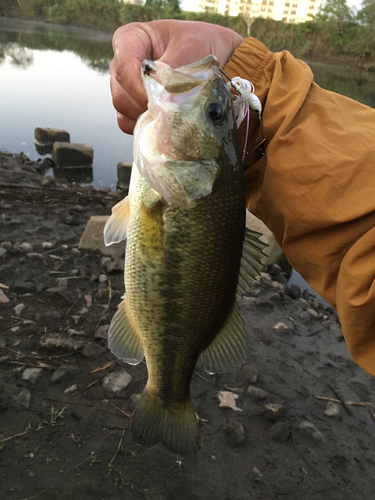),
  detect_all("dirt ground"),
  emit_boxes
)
[1,152,375,500]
